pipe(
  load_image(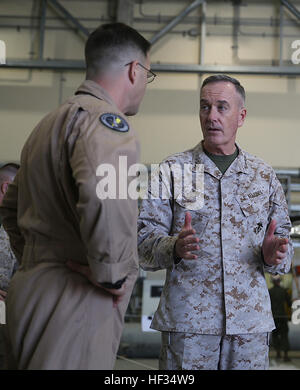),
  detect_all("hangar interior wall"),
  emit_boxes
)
[0,0,300,168]
[1,1,300,345]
